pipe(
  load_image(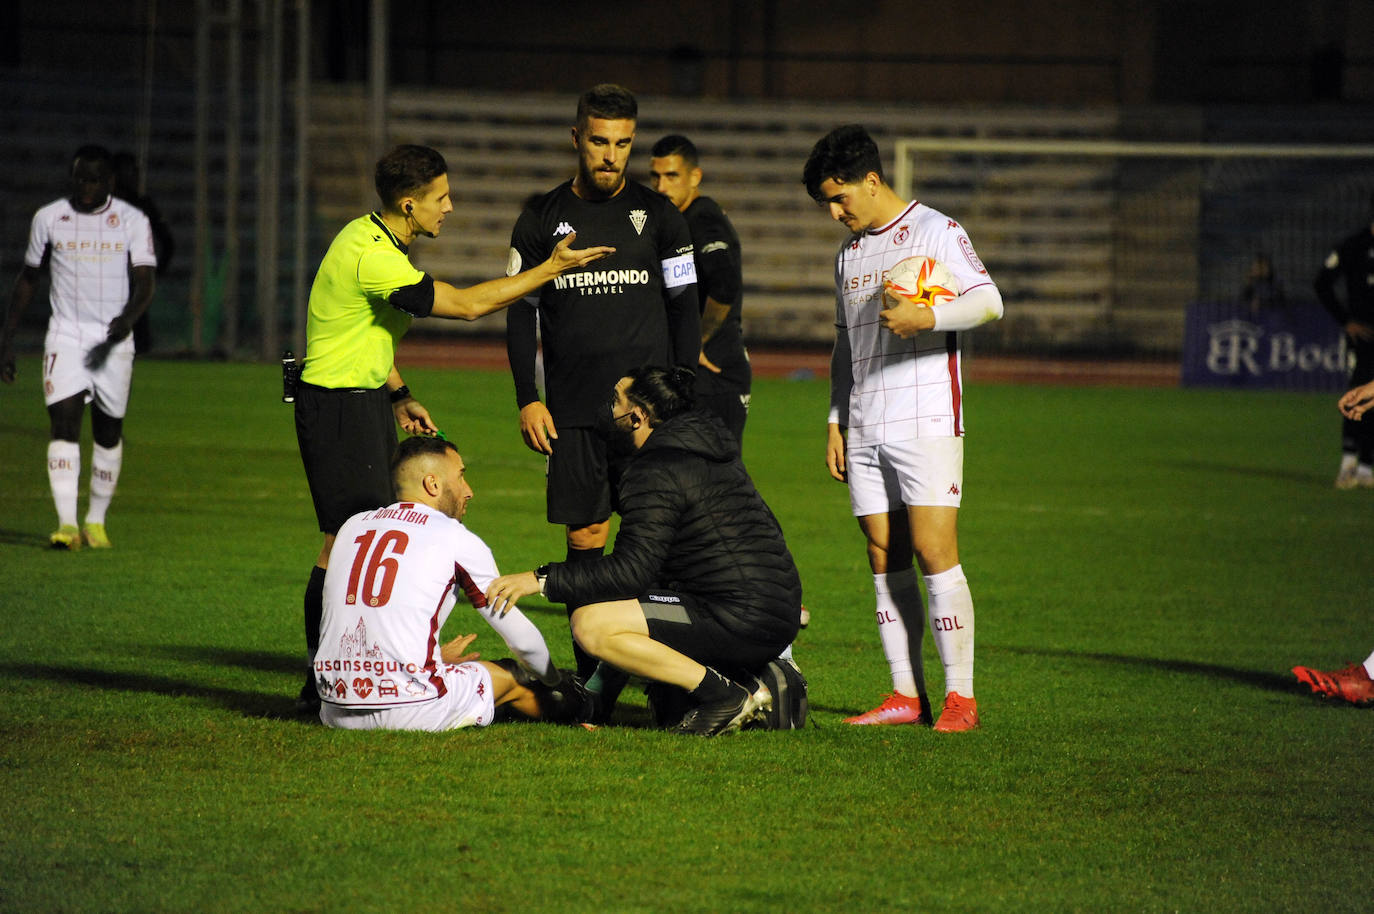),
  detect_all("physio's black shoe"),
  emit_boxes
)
[674,680,772,736]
